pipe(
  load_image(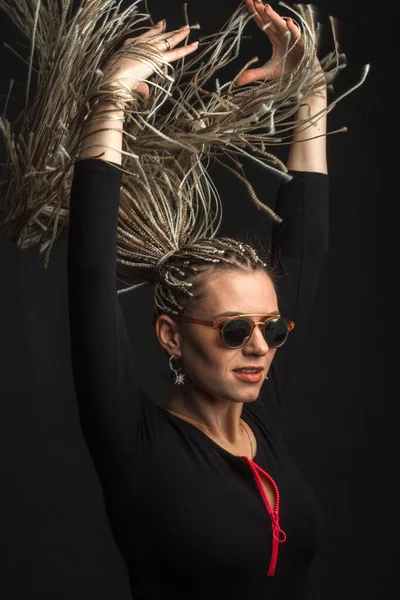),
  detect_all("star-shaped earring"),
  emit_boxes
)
[169,354,186,386]
[174,372,186,385]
